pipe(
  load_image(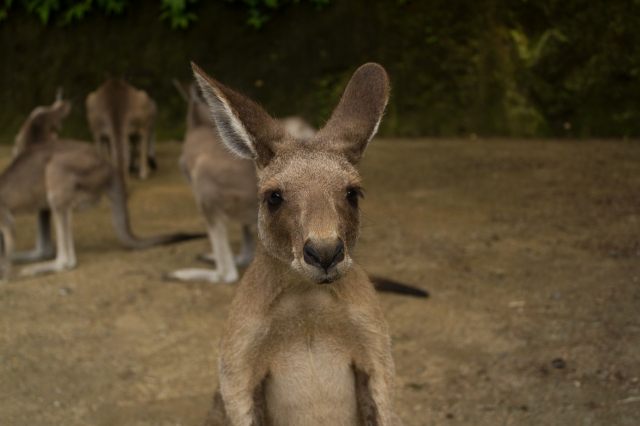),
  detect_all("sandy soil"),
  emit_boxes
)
[1,139,639,426]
